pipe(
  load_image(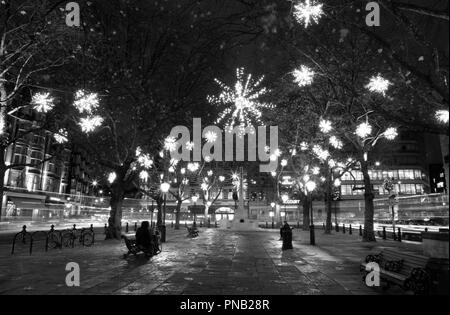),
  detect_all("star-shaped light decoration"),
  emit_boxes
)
[164,136,177,151]
[108,172,117,184]
[204,131,218,143]
[32,92,54,113]
[319,119,332,133]
[139,170,149,181]
[79,116,103,133]
[293,65,315,87]
[137,154,153,168]
[293,0,324,28]
[208,68,271,131]
[383,127,398,140]
[365,75,391,96]
[186,141,195,151]
[74,90,99,113]
[329,136,343,149]
[312,145,329,161]
[436,110,449,124]
[355,122,372,138]
[54,129,68,144]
